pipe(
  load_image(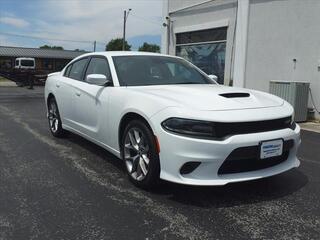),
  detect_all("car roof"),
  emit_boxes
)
[16,57,35,60]
[75,51,180,59]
